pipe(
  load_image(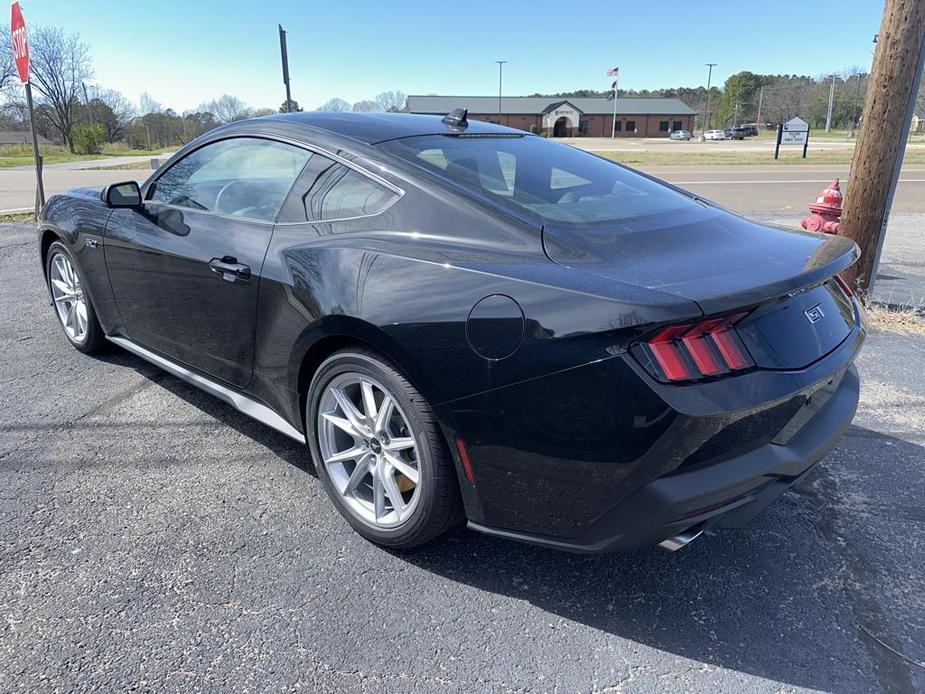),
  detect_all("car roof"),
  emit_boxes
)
[252,111,527,145]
